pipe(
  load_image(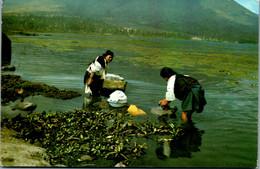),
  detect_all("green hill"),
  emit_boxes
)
[2,0,258,43]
